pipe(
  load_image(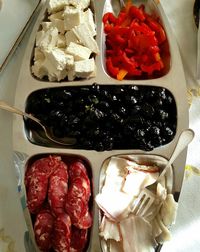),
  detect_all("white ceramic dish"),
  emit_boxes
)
[12,0,189,251]
[0,0,41,73]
